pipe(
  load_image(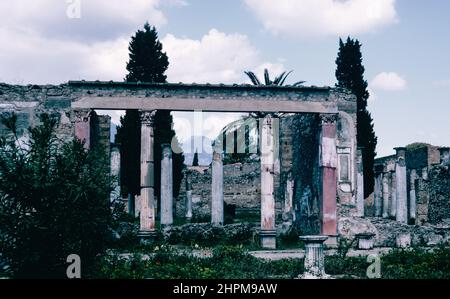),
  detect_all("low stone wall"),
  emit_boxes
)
[338,215,450,248]
[175,162,263,220]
